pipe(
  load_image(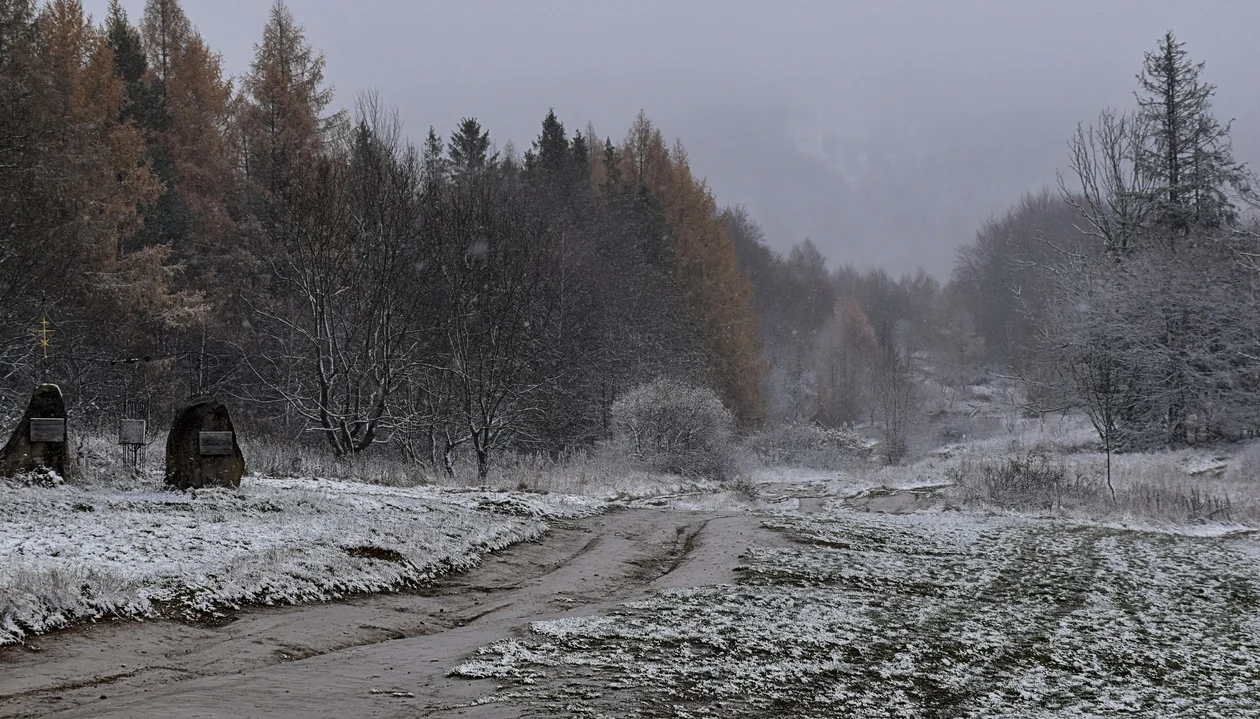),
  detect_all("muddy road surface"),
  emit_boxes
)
[0,503,792,718]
